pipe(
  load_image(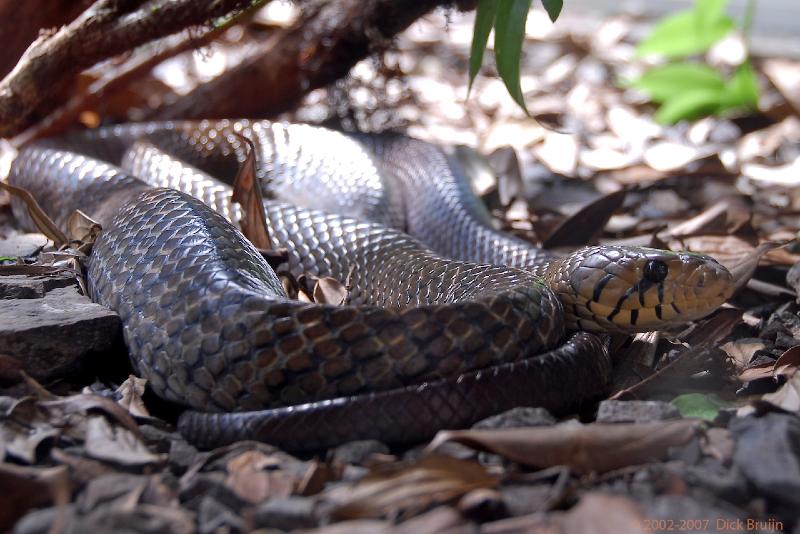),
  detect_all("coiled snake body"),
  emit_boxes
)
[8,120,733,450]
